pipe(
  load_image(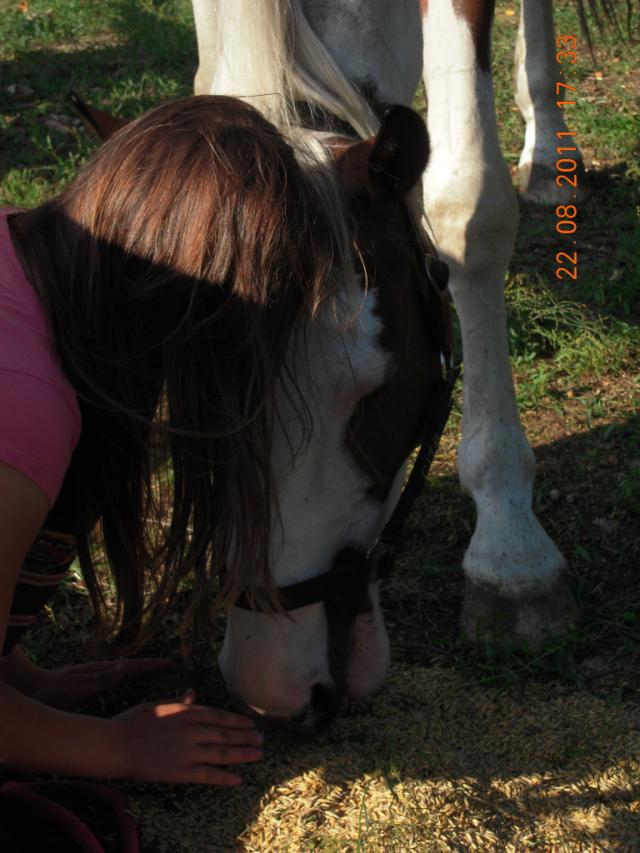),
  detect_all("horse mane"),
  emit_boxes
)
[211,0,379,139]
